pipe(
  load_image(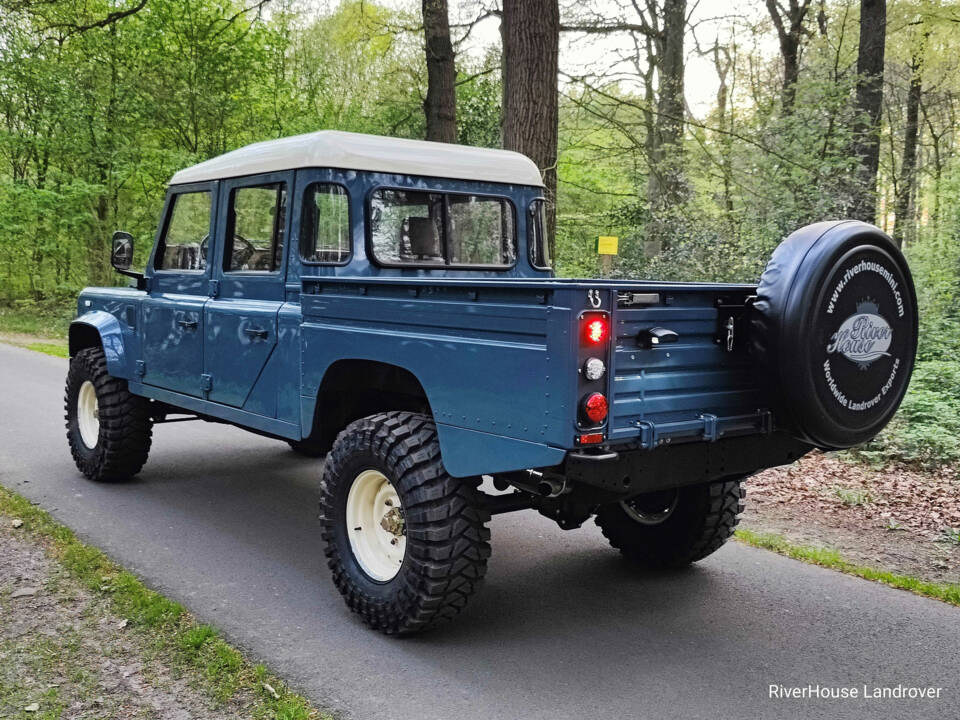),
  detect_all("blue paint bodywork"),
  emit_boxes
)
[73,167,768,478]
